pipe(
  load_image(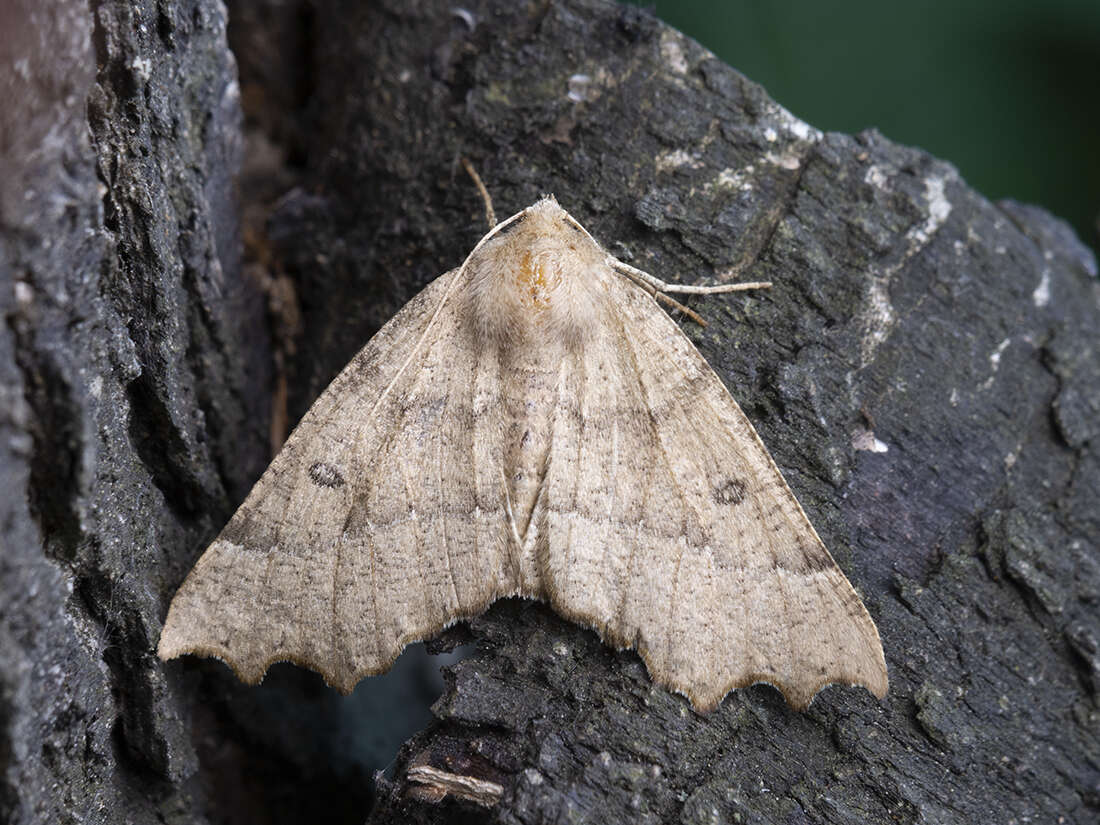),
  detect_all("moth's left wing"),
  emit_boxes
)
[158,267,516,692]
